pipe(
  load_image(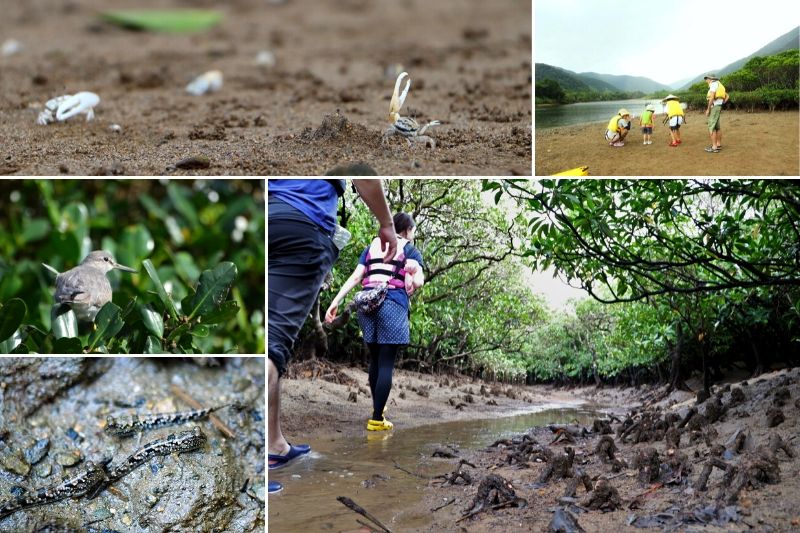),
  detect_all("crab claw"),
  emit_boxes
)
[55,92,100,121]
[389,71,410,122]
